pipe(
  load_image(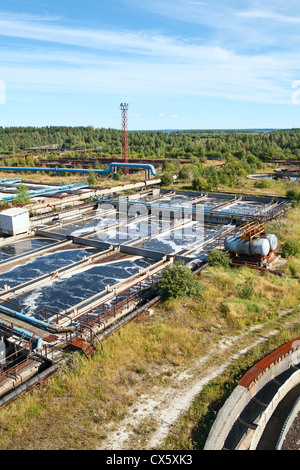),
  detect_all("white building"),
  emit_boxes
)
[0,207,30,236]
